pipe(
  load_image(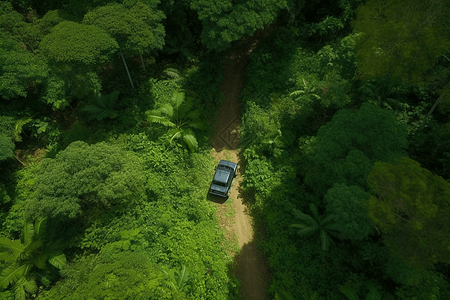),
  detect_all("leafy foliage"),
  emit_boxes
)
[0,218,66,297]
[81,90,120,121]
[145,90,207,152]
[40,21,118,65]
[353,0,450,82]
[82,1,165,56]
[367,157,450,267]
[26,141,146,221]
[291,203,342,251]
[324,184,372,241]
[303,103,408,195]
[190,0,288,51]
